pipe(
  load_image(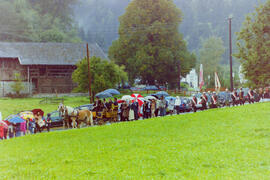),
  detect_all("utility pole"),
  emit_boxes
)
[86,43,92,103]
[229,17,234,91]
